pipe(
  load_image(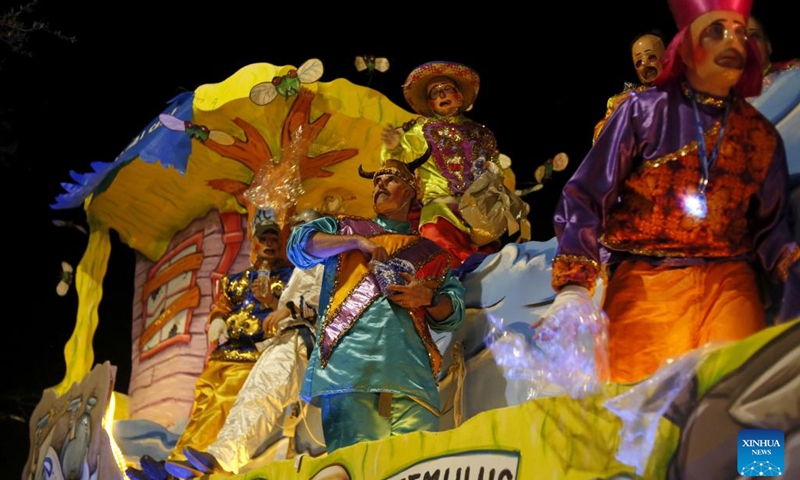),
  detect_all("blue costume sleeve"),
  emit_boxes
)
[428,270,465,333]
[286,216,339,269]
